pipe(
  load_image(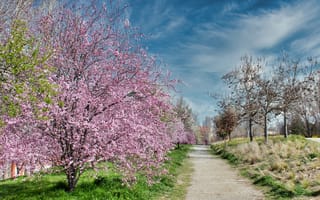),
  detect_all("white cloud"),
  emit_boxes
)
[182,96,216,122]
[167,16,186,31]
[167,0,320,121]
[131,0,320,122]
[222,2,239,14]
[177,0,320,73]
[150,16,186,39]
[234,3,316,49]
[130,0,186,40]
[290,30,320,57]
